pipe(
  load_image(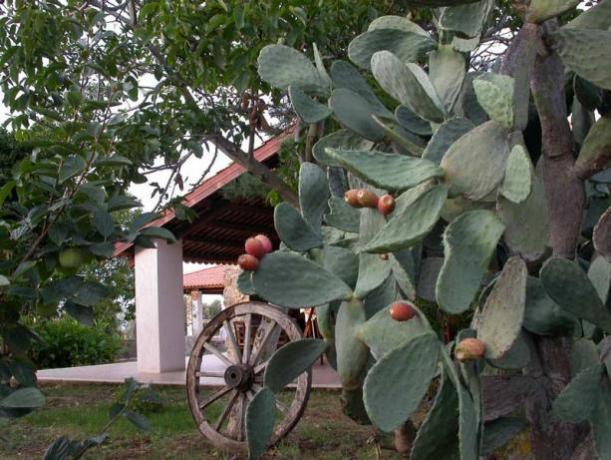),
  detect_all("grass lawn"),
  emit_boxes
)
[1,383,403,459]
